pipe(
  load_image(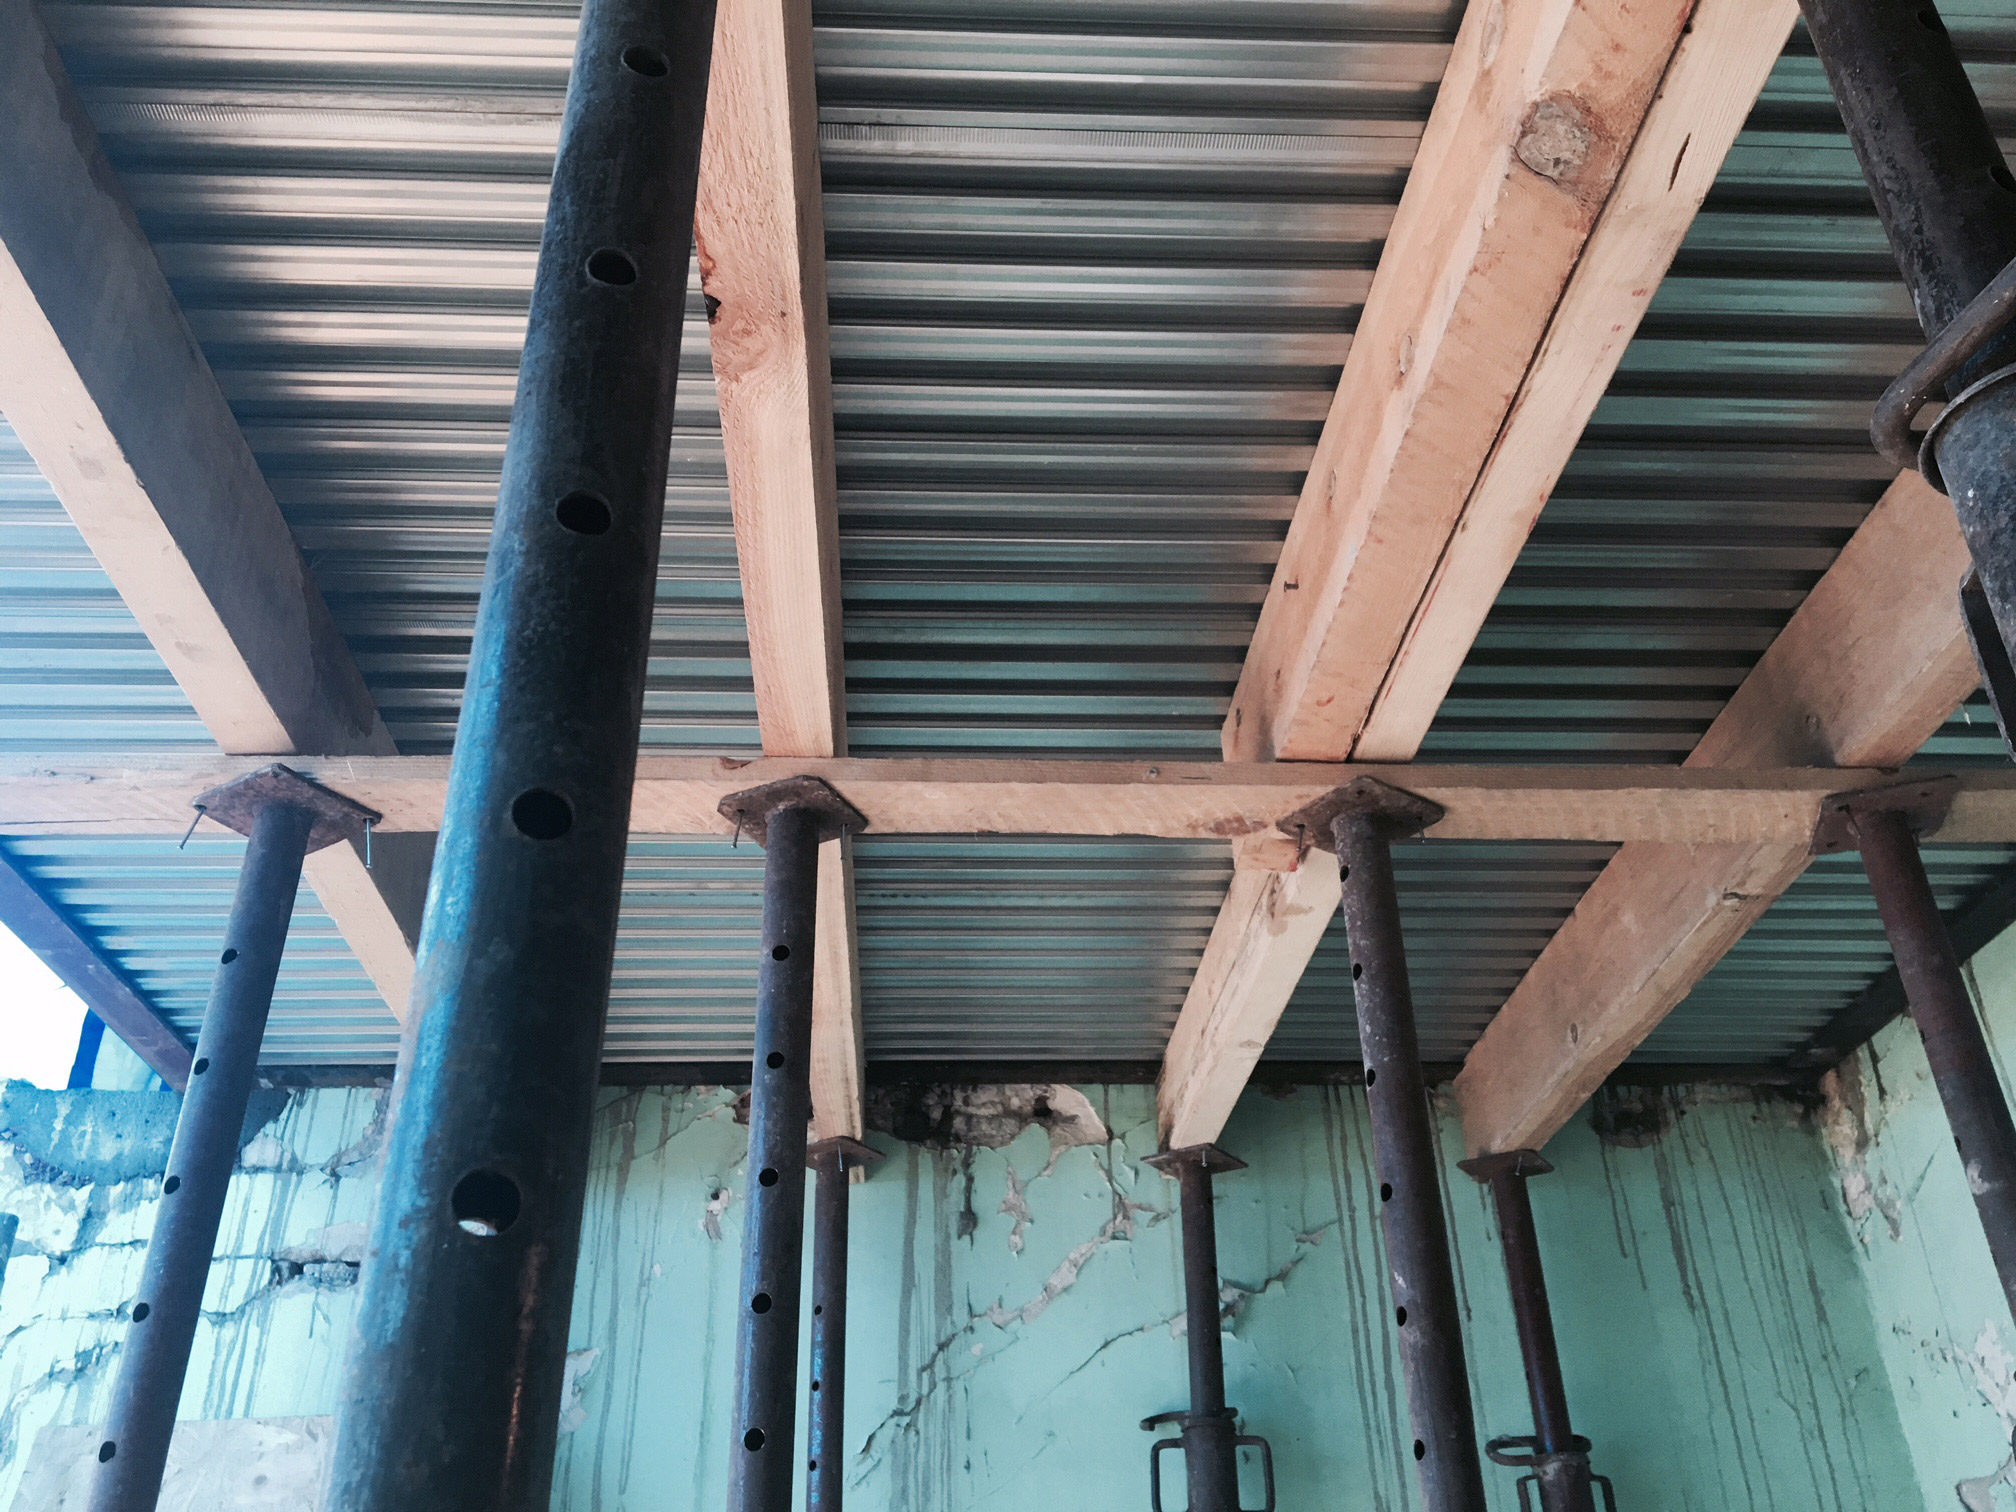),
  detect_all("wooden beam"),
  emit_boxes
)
[1353,0,1801,757]
[0,841,191,1089]
[698,0,844,763]
[1159,838,1340,1148]
[1158,0,1799,1152]
[7,753,2016,844]
[0,0,423,1020]
[698,0,861,1140]
[1453,473,1981,1156]
[1223,0,1796,765]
